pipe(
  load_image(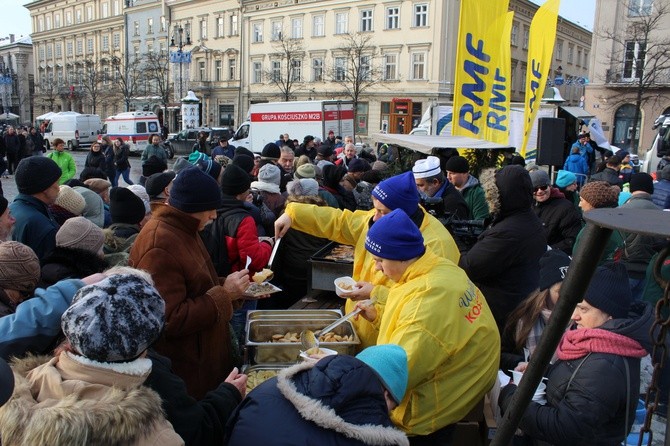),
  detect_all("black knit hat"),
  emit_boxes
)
[584,262,632,319]
[317,144,333,157]
[15,157,62,194]
[142,155,168,177]
[261,142,281,160]
[348,158,371,173]
[235,146,255,159]
[145,171,176,199]
[197,159,222,180]
[109,187,146,225]
[444,156,469,174]
[0,196,7,217]
[629,172,654,194]
[232,154,254,174]
[169,166,222,213]
[220,164,251,196]
[539,250,571,291]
